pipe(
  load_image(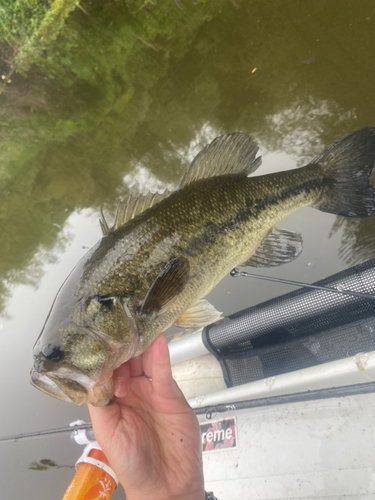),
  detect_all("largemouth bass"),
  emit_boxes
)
[31,128,375,406]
